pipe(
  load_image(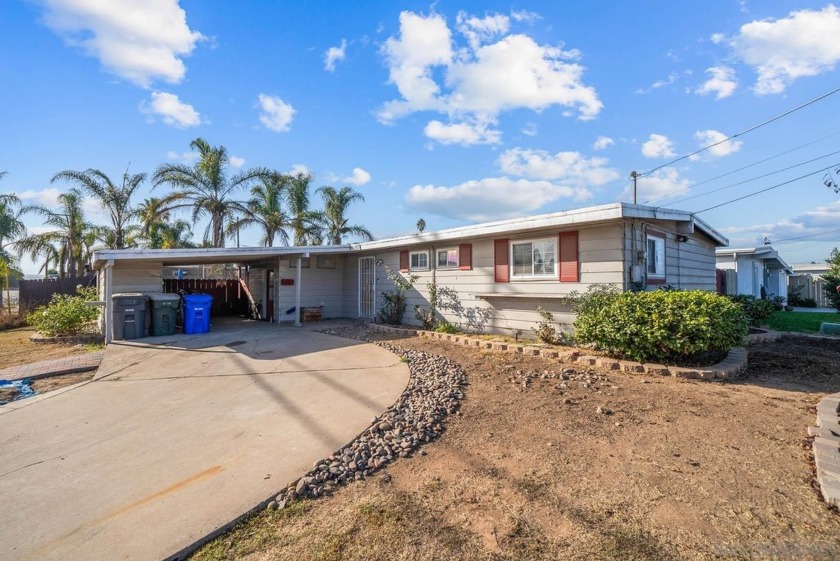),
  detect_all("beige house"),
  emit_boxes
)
[94,203,728,342]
